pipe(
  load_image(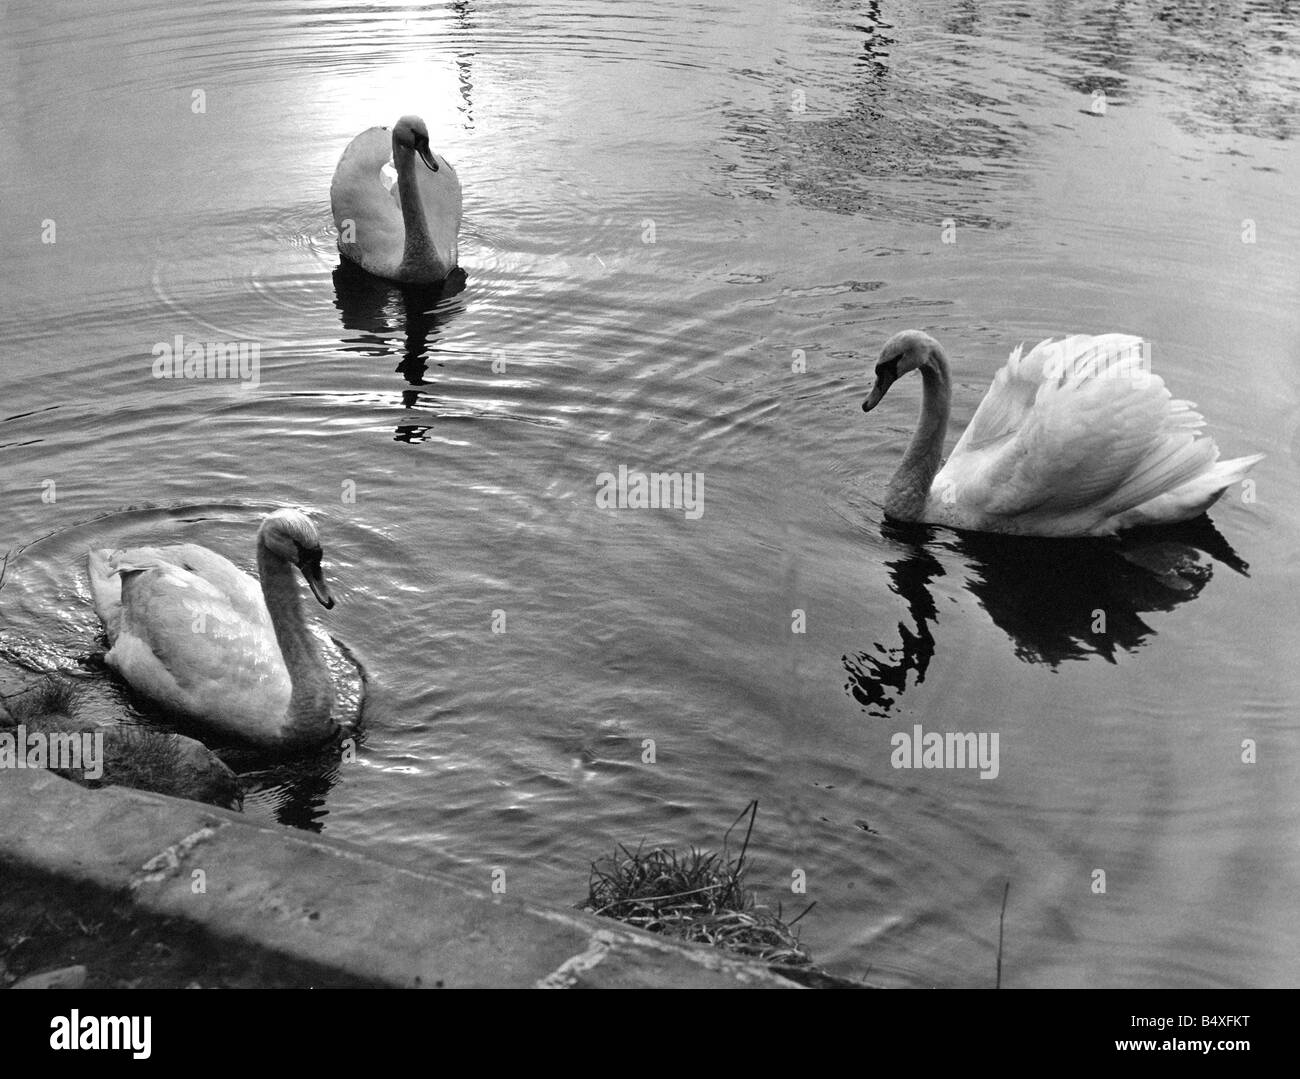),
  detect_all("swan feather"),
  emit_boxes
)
[936,335,1257,530]
[867,331,1263,536]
